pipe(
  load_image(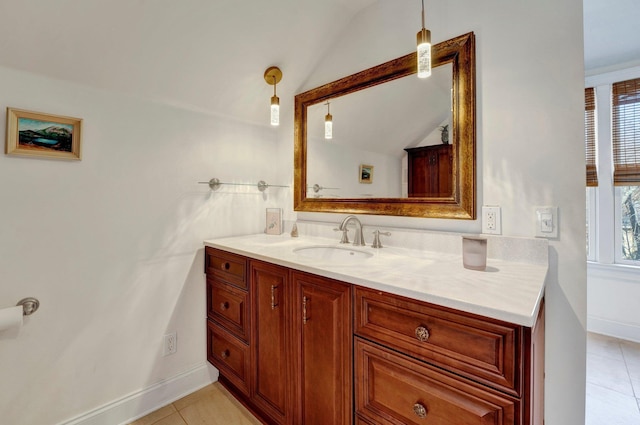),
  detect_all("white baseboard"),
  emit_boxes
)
[57,362,219,425]
[588,316,640,343]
